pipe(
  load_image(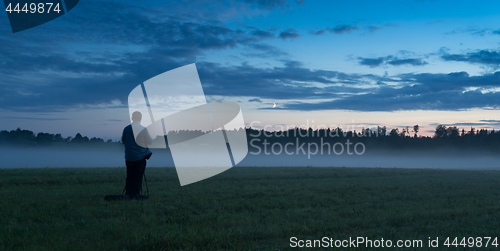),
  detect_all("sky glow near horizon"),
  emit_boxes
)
[1,0,500,139]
